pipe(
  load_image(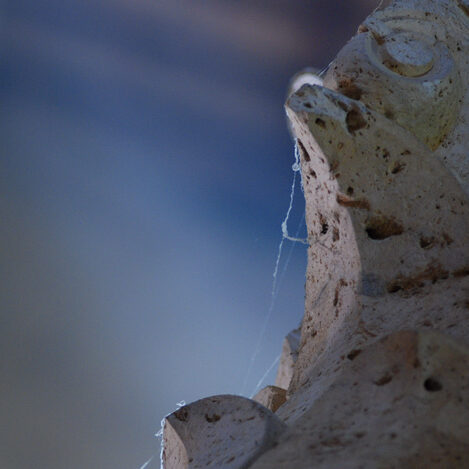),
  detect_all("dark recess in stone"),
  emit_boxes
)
[424,377,443,392]
[346,106,367,133]
[365,215,403,240]
[297,139,311,162]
